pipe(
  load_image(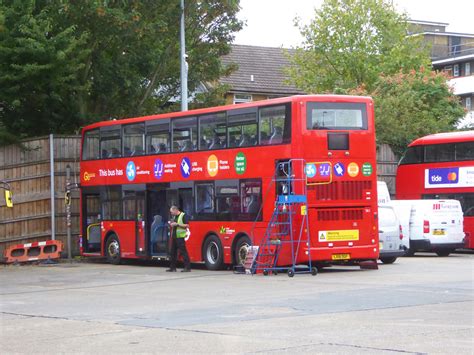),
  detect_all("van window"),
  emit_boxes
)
[379,207,397,228]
